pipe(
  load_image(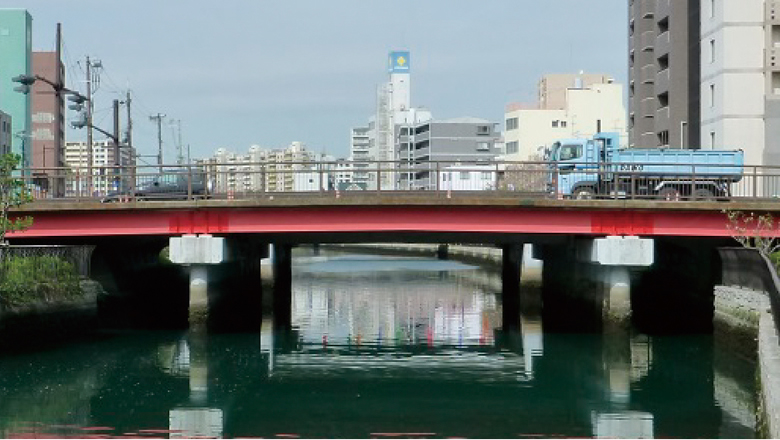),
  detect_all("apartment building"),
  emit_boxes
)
[700,0,778,168]
[504,79,626,161]
[63,140,136,196]
[629,0,701,149]
[397,117,501,190]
